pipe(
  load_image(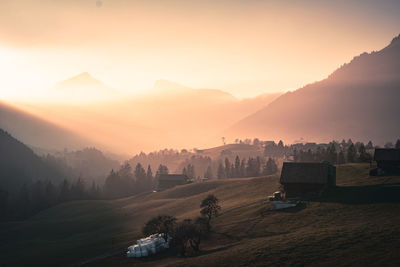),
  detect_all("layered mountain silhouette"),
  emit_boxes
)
[227,34,400,144]
[11,78,281,153]
[0,101,89,150]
